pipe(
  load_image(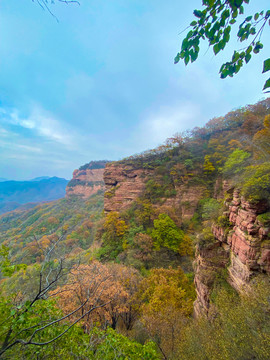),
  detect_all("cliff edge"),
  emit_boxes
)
[66,161,107,198]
